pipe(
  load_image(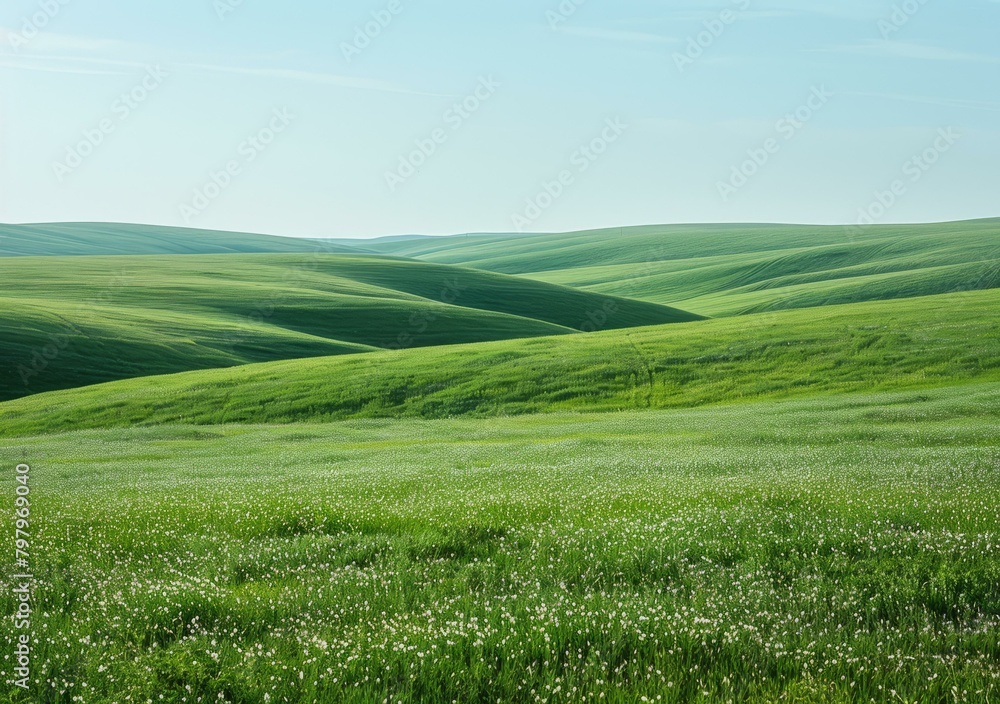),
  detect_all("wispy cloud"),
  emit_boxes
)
[845,91,1000,113]
[0,30,448,97]
[556,25,678,44]
[606,8,793,28]
[12,32,128,54]
[0,44,142,76]
[180,63,453,98]
[822,40,1000,63]
[759,1,879,20]
[634,1,878,22]
[0,59,127,76]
